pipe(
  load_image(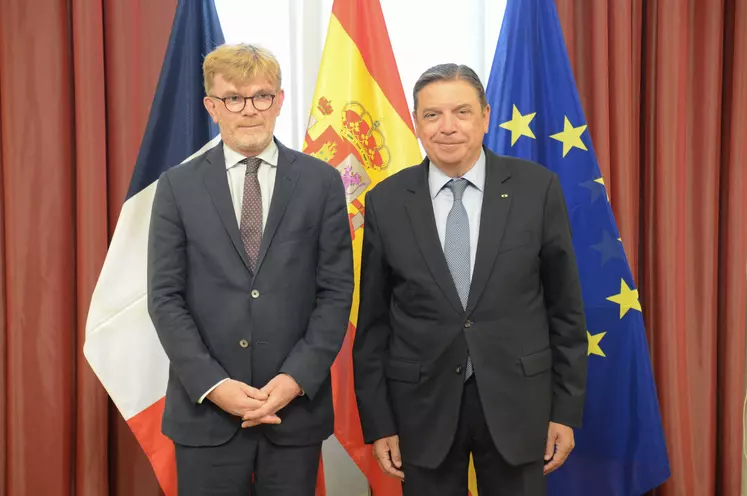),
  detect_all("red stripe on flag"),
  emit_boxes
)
[316,456,327,496]
[351,198,365,215]
[332,322,403,495]
[127,397,177,496]
[332,0,415,134]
